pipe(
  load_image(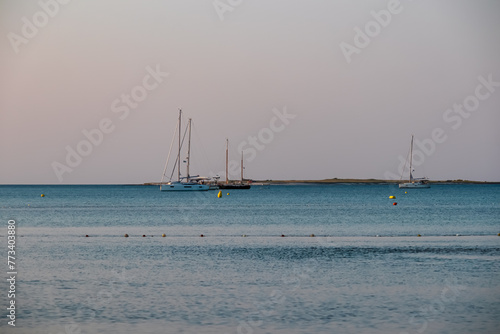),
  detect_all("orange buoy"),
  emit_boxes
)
[200,234,204,237]
[281,234,285,237]
[393,202,397,205]
[142,235,146,237]
[85,235,89,237]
